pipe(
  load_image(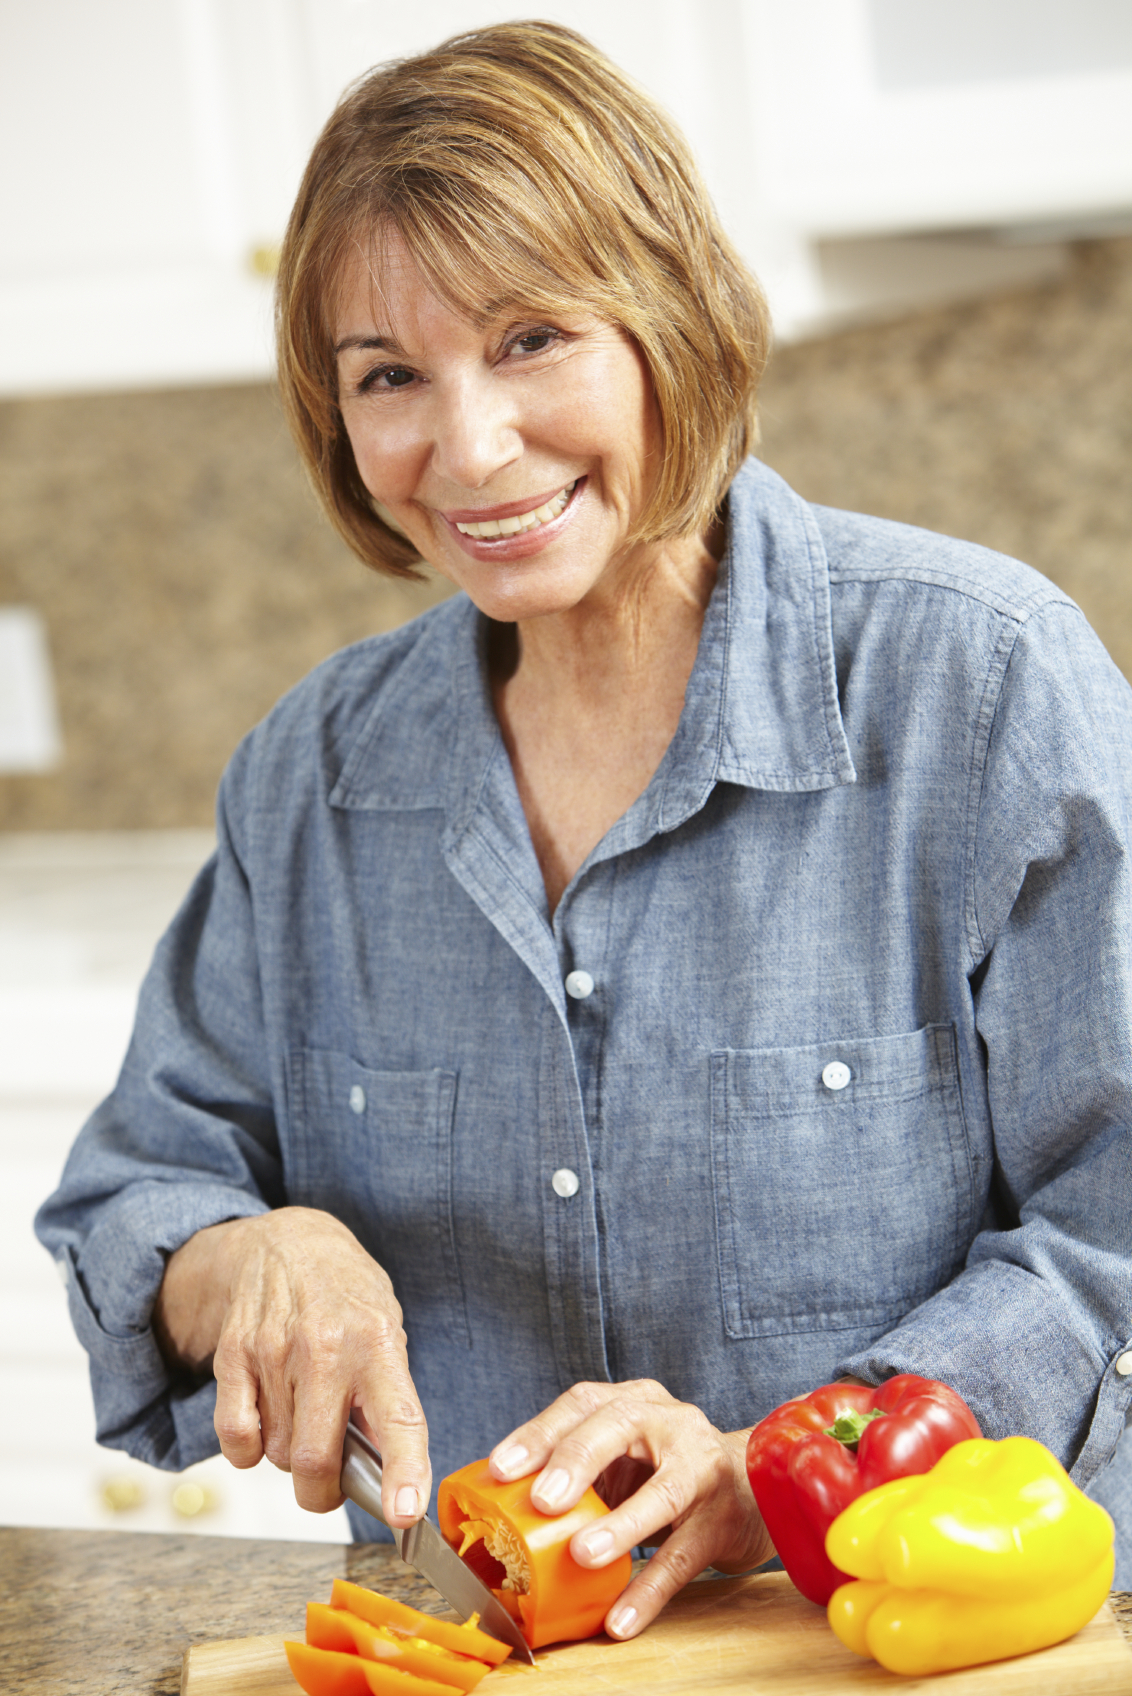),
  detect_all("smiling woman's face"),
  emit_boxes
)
[333,234,663,624]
